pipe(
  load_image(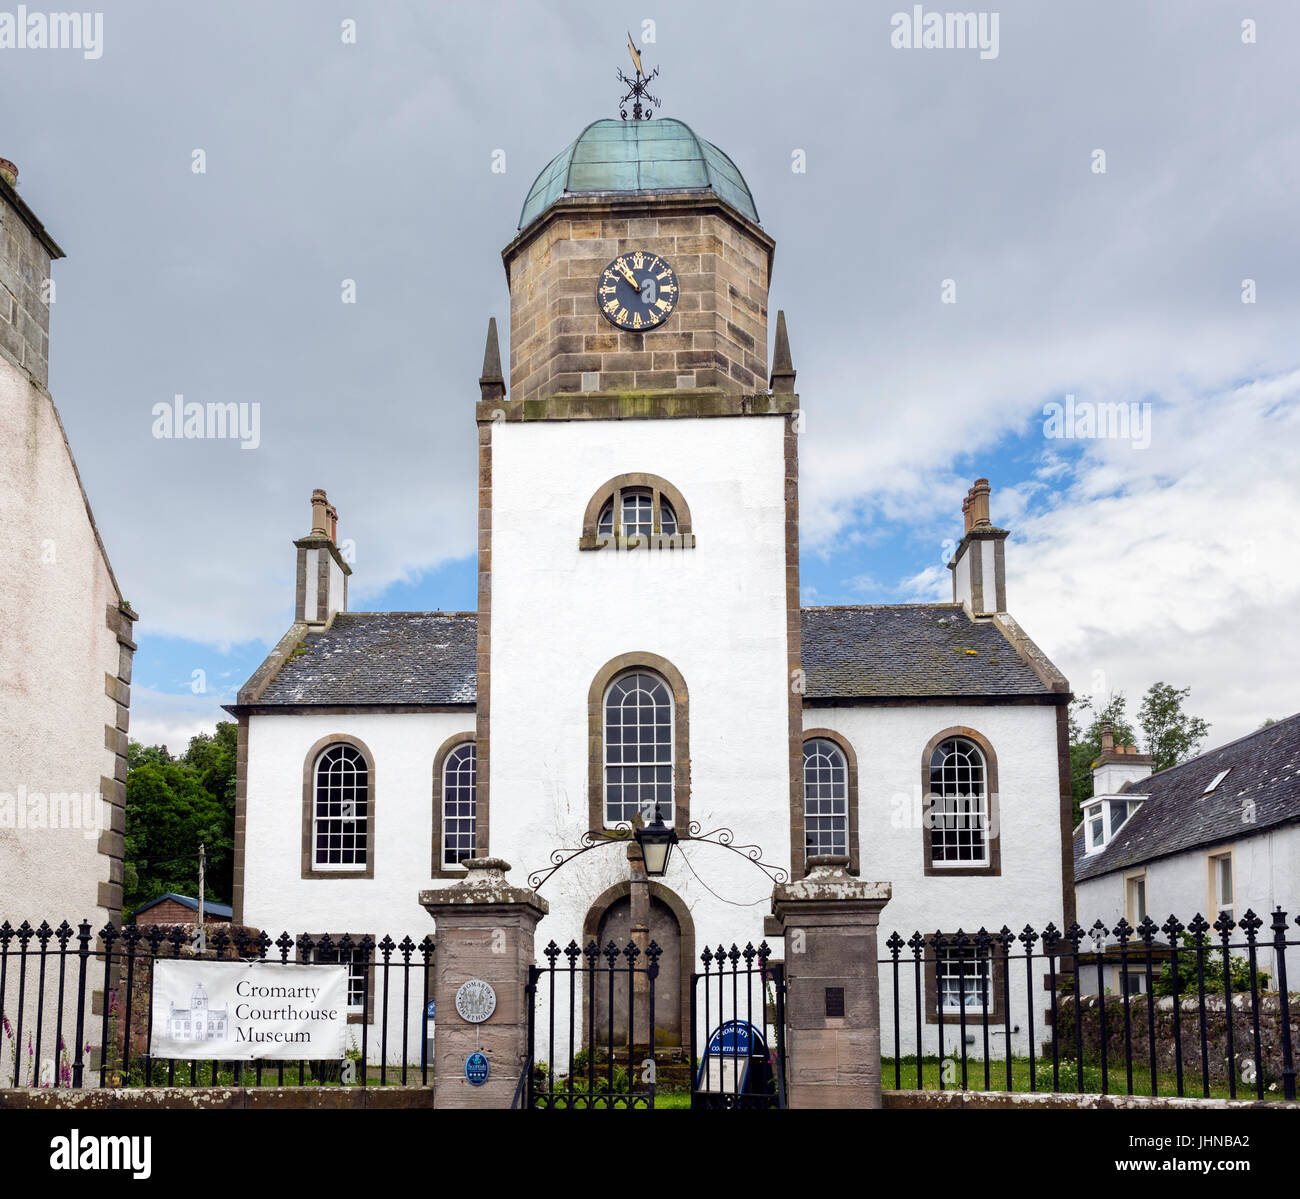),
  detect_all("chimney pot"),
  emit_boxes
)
[310,489,329,537]
[970,478,991,528]
[0,158,17,187]
[962,494,974,535]
[1101,723,1114,754]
